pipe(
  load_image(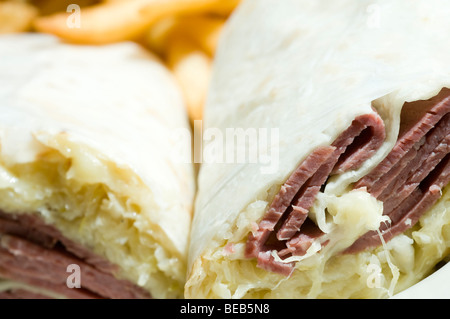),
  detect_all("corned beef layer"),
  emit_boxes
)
[0,211,151,299]
[246,88,450,276]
